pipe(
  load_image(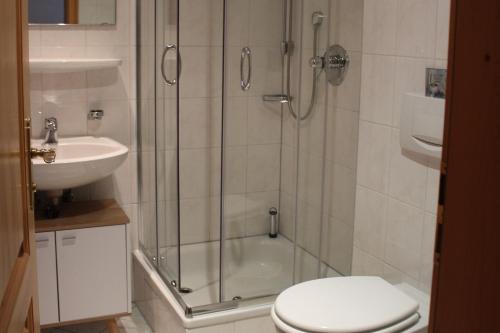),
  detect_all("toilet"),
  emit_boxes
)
[271,276,429,333]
